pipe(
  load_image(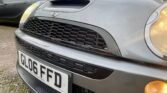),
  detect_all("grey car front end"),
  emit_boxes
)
[15,0,167,93]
